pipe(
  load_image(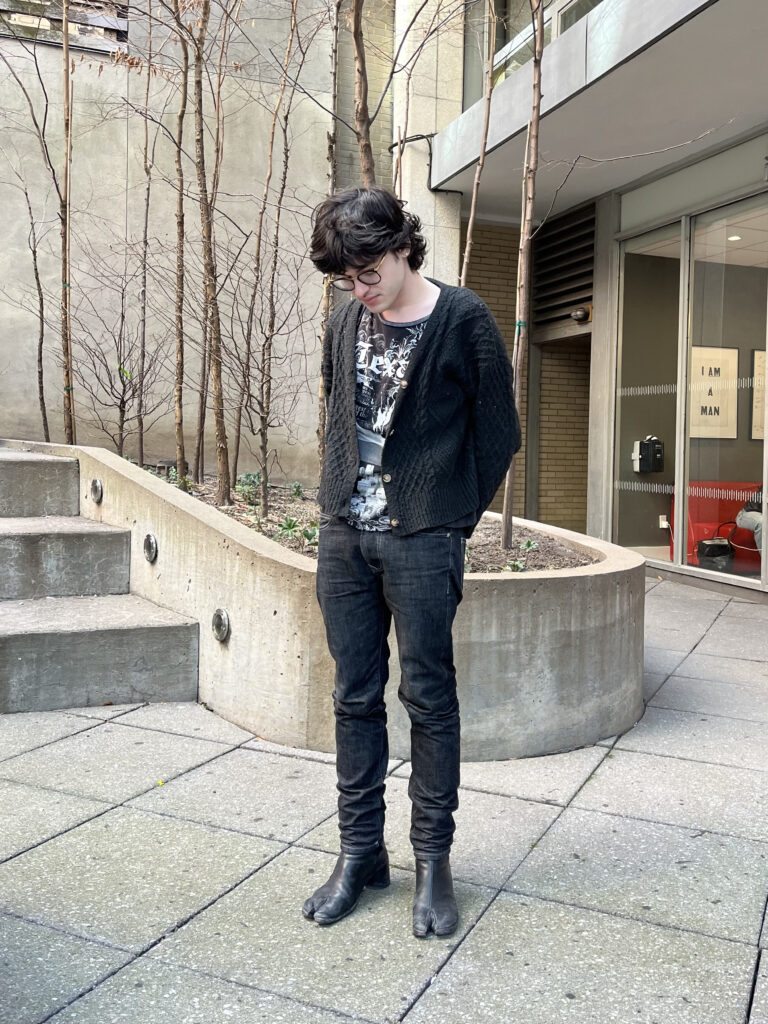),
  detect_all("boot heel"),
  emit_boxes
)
[367,860,390,889]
